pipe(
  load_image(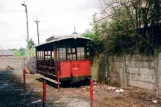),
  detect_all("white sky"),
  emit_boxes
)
[0,0,99,49]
